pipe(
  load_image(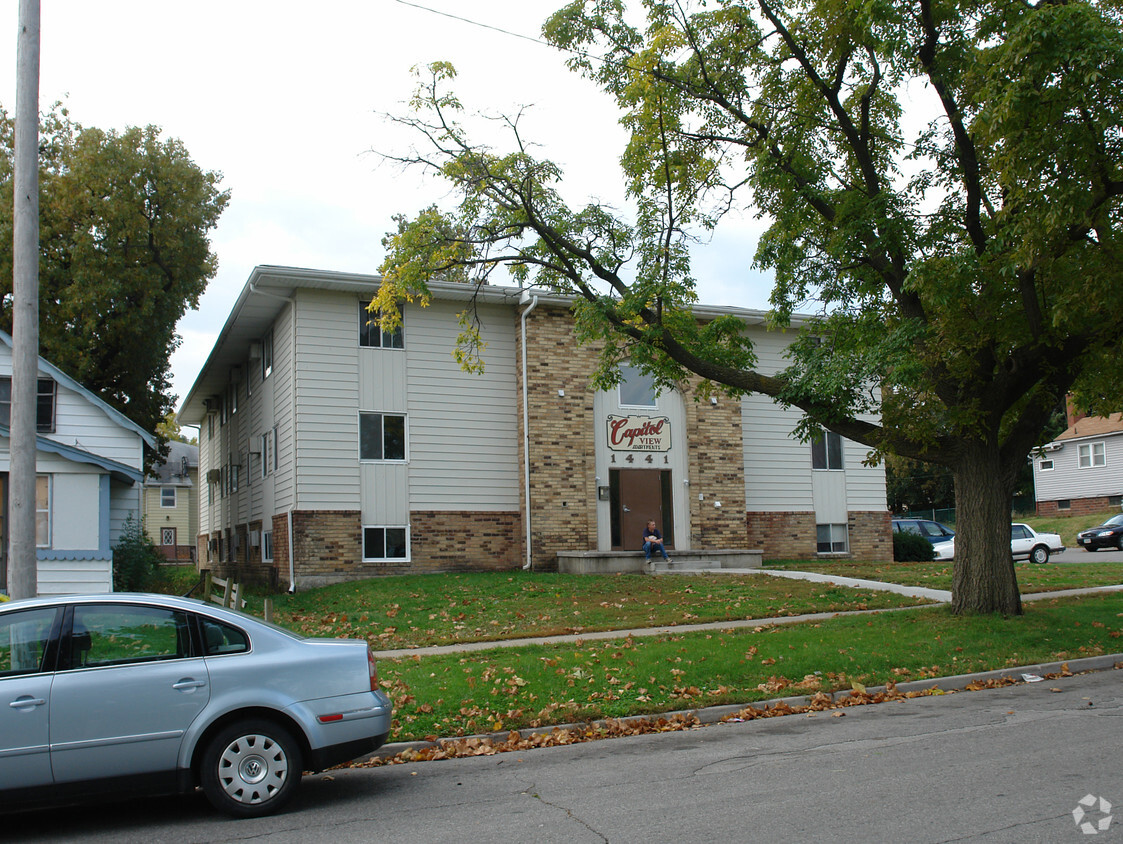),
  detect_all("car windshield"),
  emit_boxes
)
[1104,514,1123,527]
